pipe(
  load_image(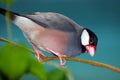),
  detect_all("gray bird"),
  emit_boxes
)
[0,8,98,66]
